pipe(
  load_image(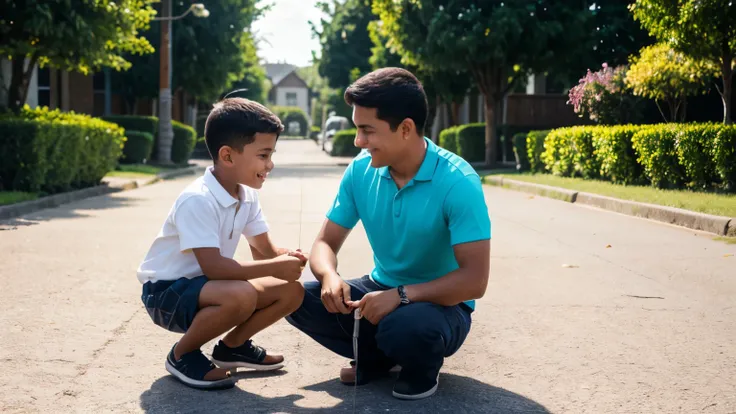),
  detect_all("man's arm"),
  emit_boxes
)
[309,219,352,284]
[403,239,490,306]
